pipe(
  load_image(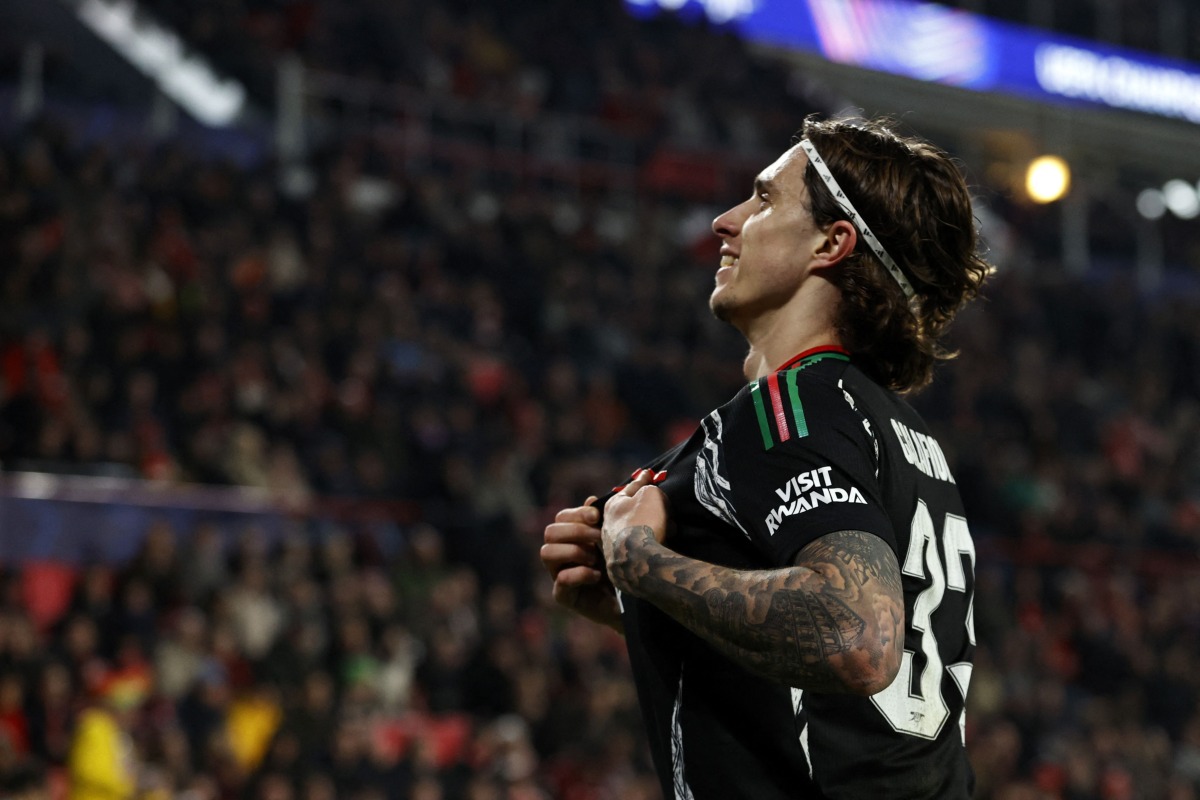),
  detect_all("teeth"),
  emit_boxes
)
[720,255,738,267]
